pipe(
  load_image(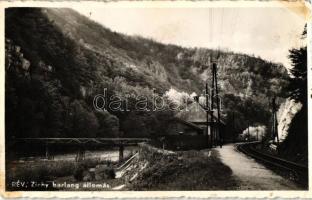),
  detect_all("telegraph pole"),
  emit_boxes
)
[206,82,213,148]
[210,62,221,147]
[210,63,214,147]
[247,121,250,141]
[214,63,222,147]
[197,61,221,148]
[272,97,279,145]
[232,112,235,143]
[210,75,215,147]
